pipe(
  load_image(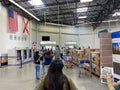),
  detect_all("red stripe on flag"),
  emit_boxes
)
[8,11,18,32]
